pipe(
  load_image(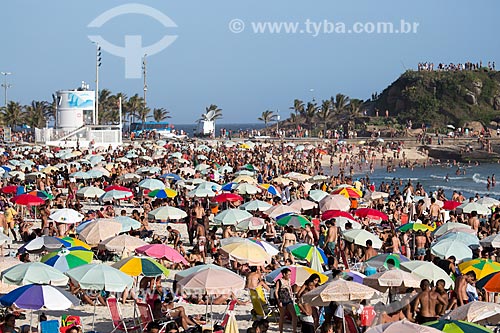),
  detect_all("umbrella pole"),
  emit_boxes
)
[30,309,33,333]
[92,295,97,331]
